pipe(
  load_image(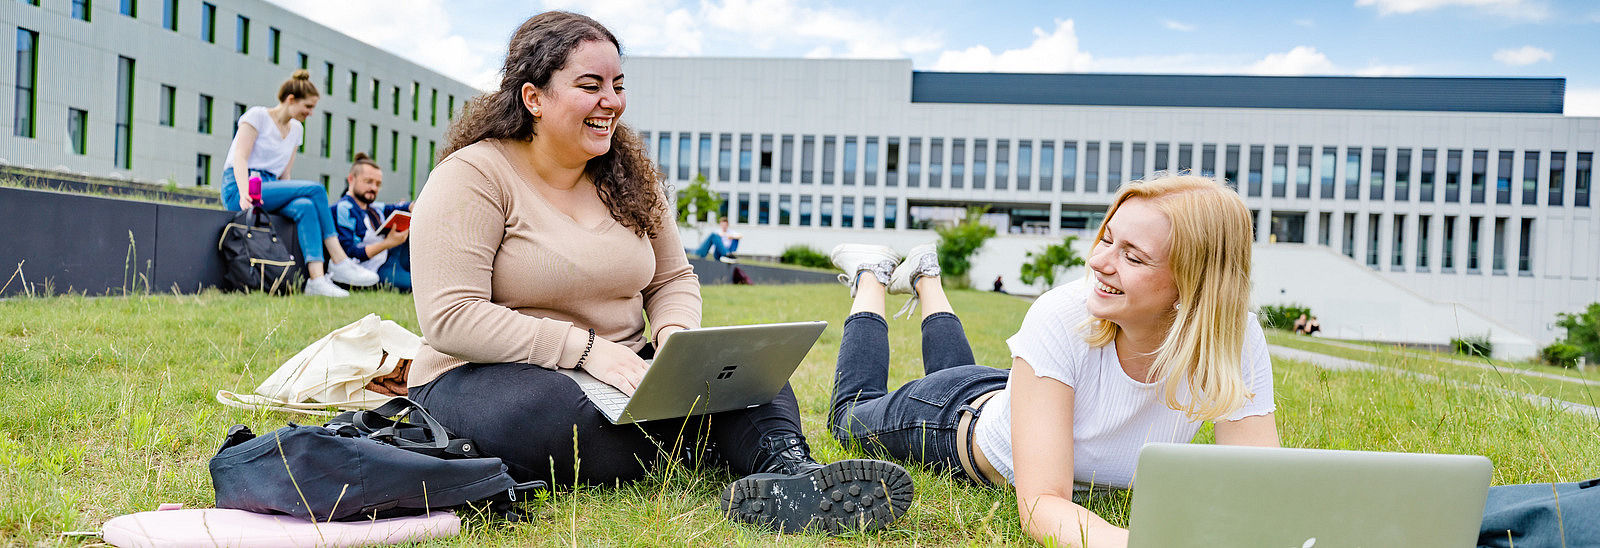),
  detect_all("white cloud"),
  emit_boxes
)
[697,0,939,58]
[1492,45,1553,66]
[932,19,1093,72]
[1163,20,1197,32]
[1566,88,1600,117]
[265,0,501,91]
[544,0,705,56]
[1354,0,1549,20]
[1248,46,1336,75]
